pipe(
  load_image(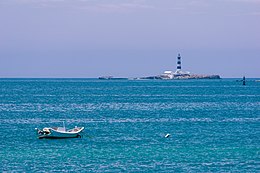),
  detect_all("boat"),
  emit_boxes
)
[35,125,84,139]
